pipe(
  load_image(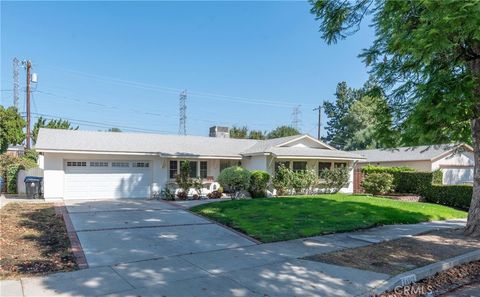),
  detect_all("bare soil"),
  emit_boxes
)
[0,203,78,279]
[378,260,480,297]
[304,228,480,275]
